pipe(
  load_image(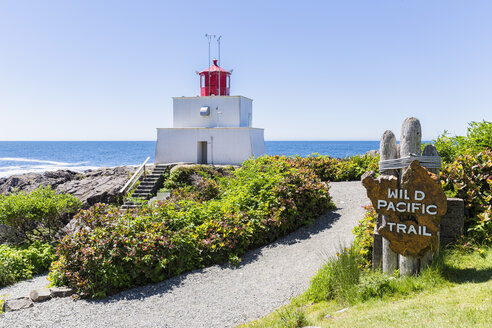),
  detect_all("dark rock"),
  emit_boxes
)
[50,286,75,298]
[2,297,34,312]
[30,288,52,302]
[0,170,78,195]
[365,149,379,157]
[0,166,137,209]
[56,166,136,207]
